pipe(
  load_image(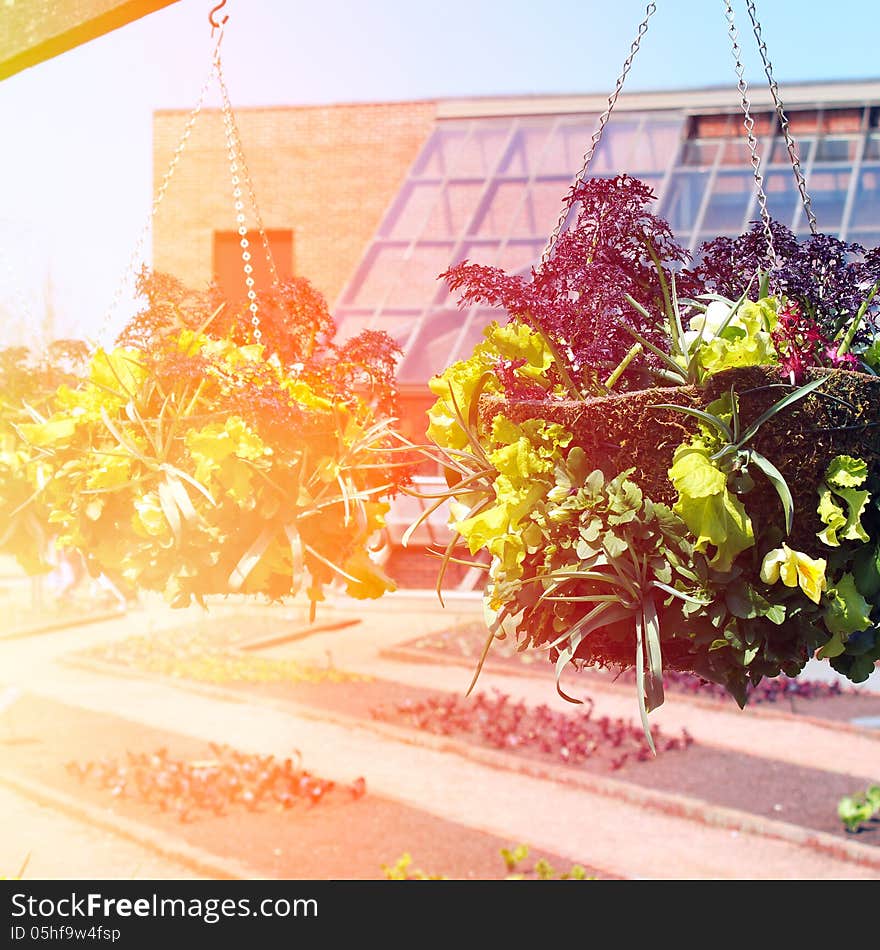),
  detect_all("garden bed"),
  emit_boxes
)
[1,603,125,640]
[383,622,880,725]
[73,621,880,848]
[0,693,610,881]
